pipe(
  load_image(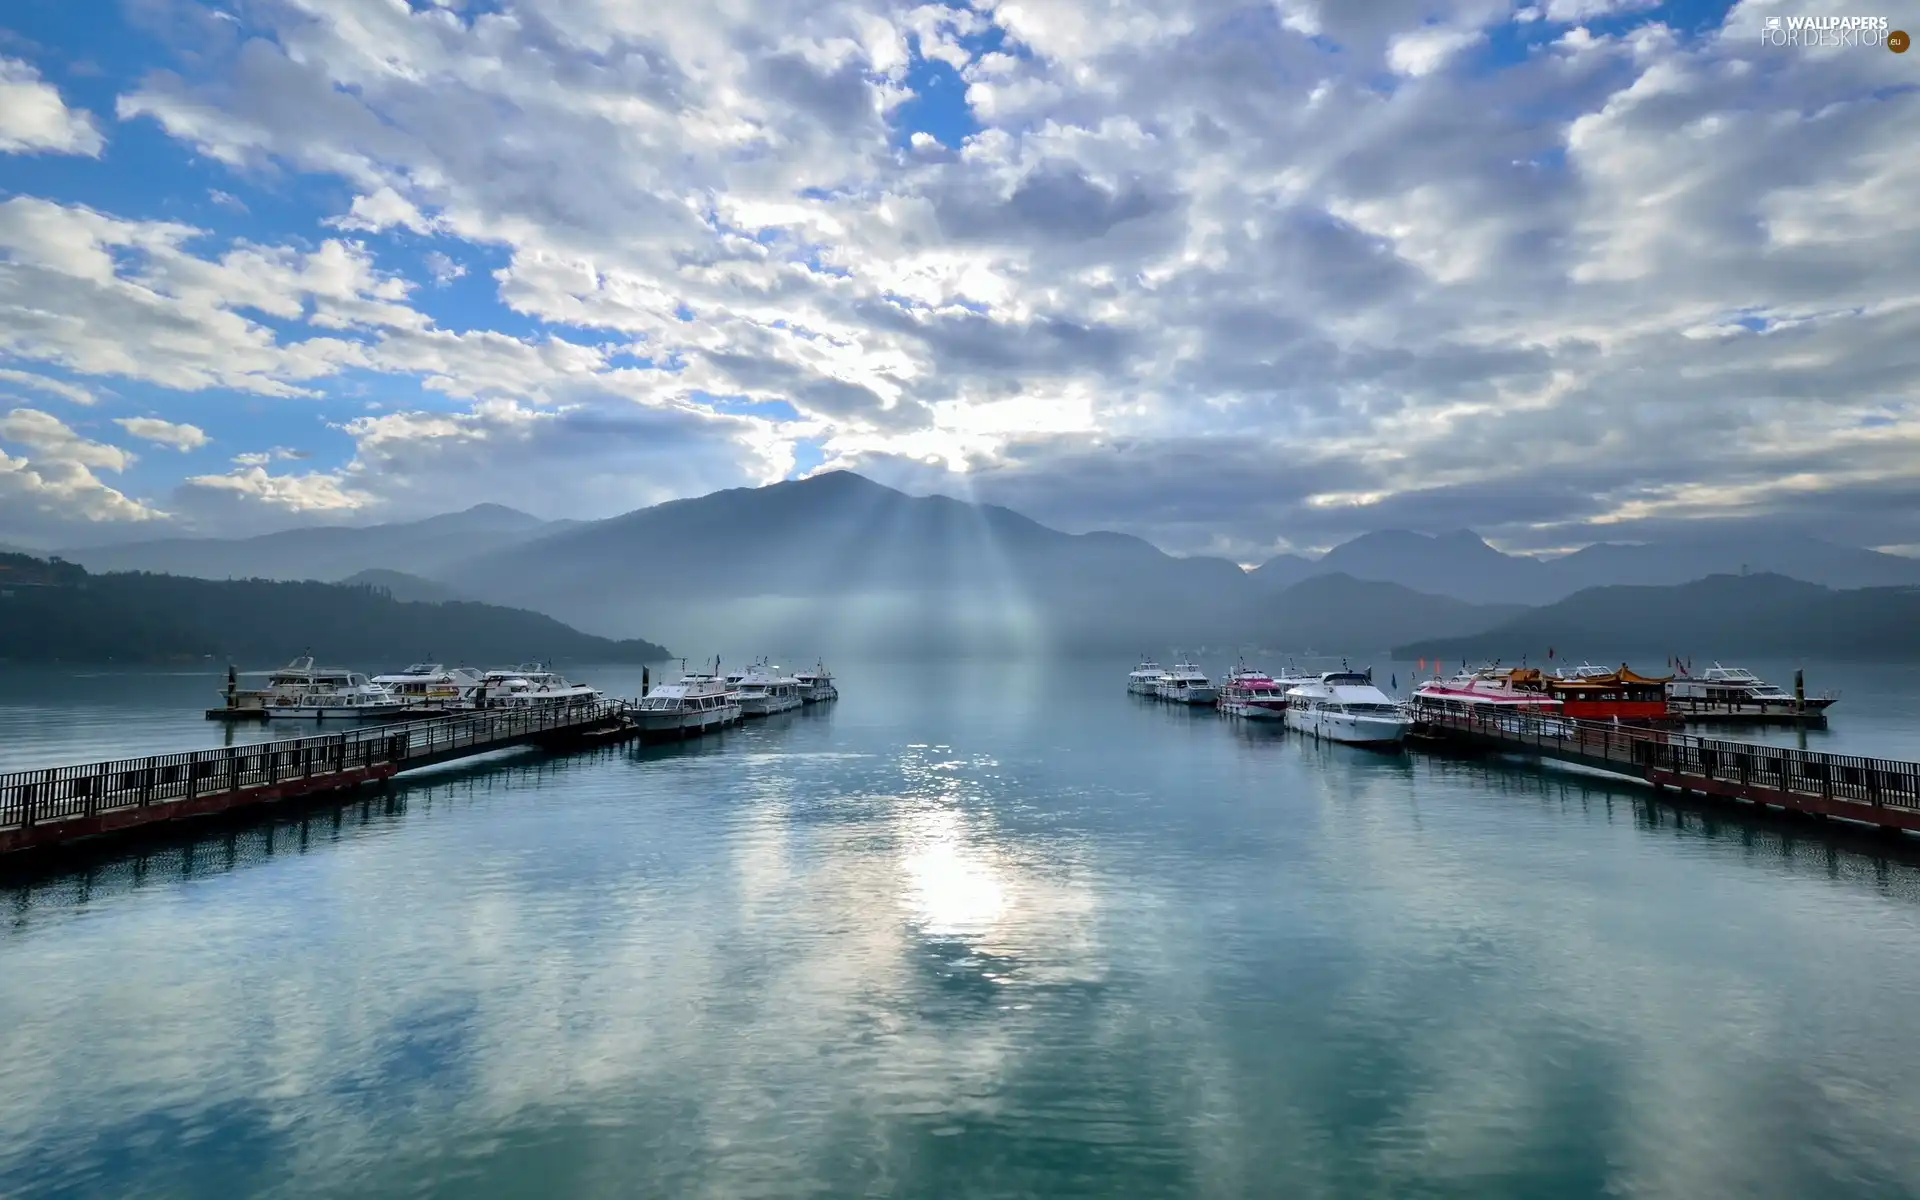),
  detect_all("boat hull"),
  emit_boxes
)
[1287,708,1410,746]
[635,705,741,741]
[1157,686,1217,705]
[739,694,804,717]
[1220,700,1287,720]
